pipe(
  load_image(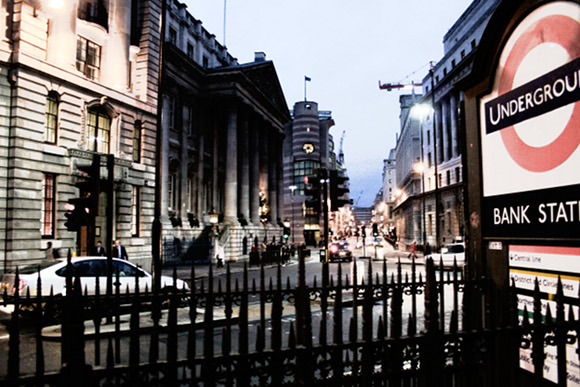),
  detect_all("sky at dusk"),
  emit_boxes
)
[184,0,473,206]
